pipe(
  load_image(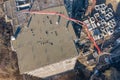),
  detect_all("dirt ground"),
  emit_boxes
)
[0,17,21,80]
